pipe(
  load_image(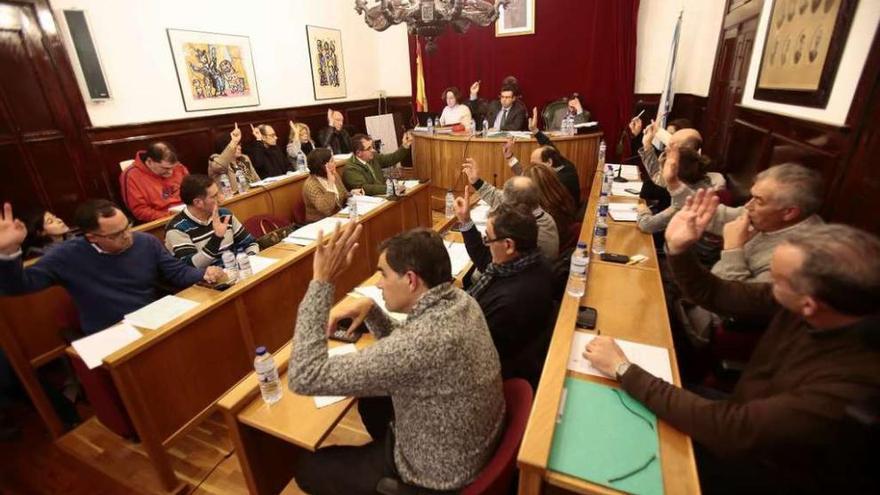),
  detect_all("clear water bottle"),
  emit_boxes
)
[219,174,233,197]
[427,117,434,135]
[348,196,359,221]
[296,150,307,173]
[482,118,489,137]
[598,140,607,171]
[593,215,608,254]
[445,189,454,218]
[597,191,609,217]
[236,252,253,279]
[235,169,248,194]
[254,346,282,405]
[221,250,238,281]
[566,241,590,298]
[386,178,394,197]
[601,165,613,196]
